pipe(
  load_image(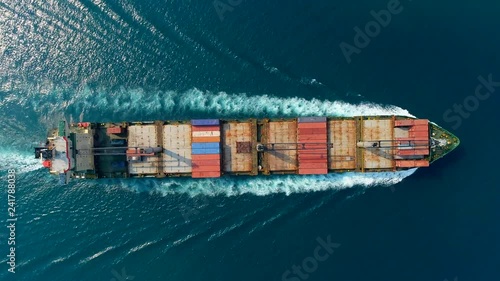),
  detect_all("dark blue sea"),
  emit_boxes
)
[0,0,498,280]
